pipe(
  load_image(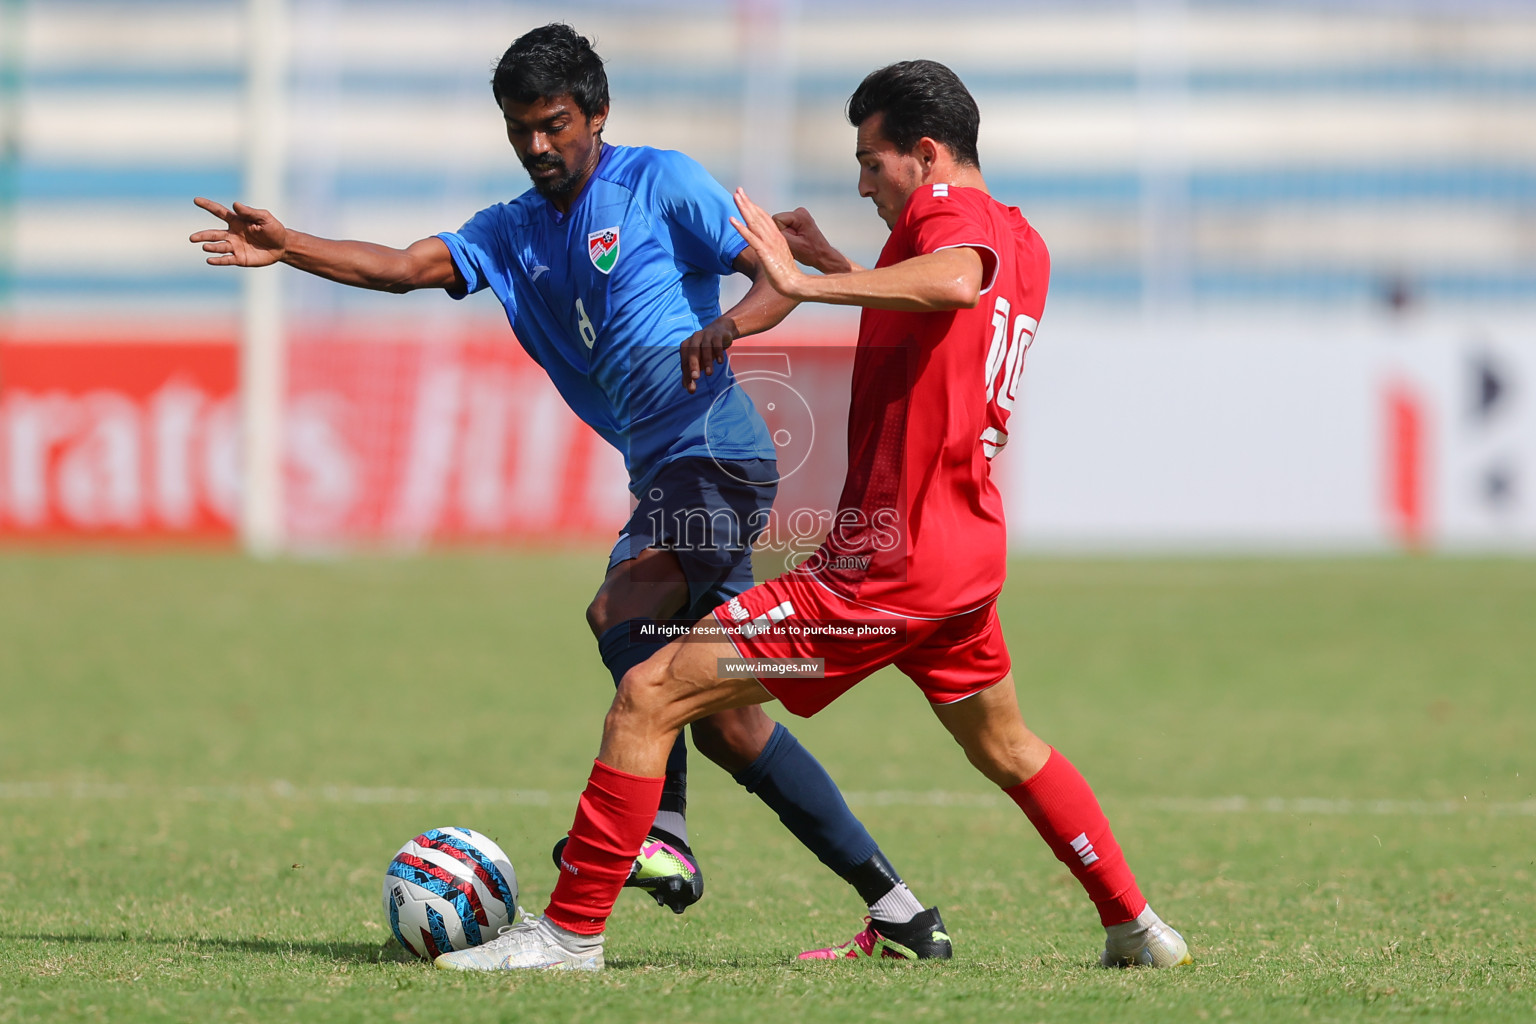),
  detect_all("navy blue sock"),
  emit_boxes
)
[733,722,881,877]
[597,619,688,817]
